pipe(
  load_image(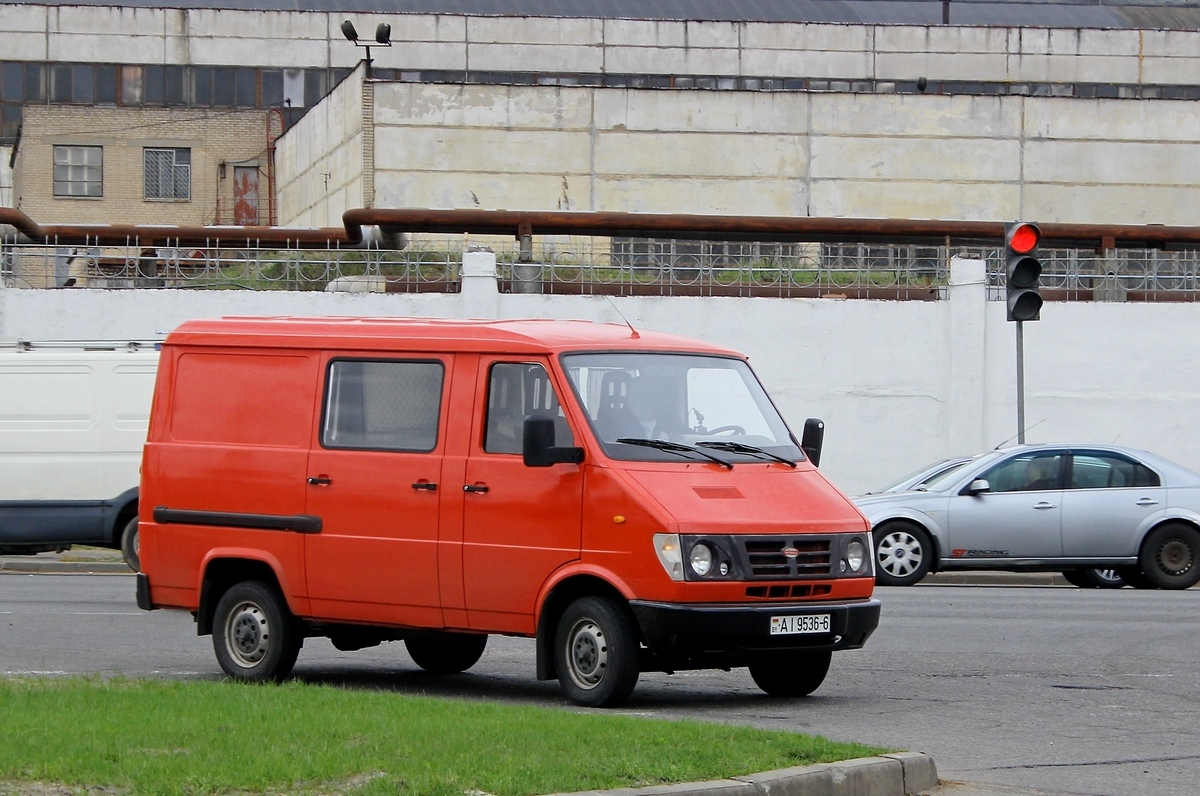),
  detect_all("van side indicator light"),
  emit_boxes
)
[614,516,626,524]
